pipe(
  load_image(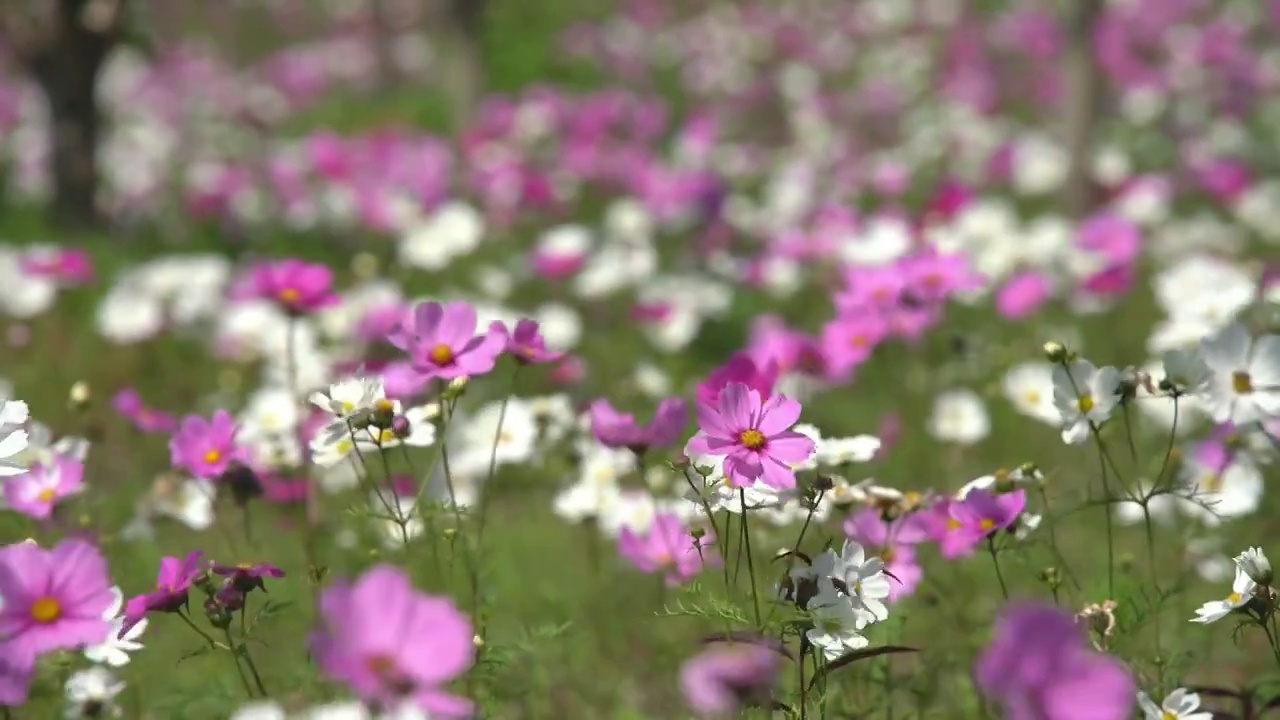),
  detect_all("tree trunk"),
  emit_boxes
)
[34,54,104,229]
[1062,0,1104,219]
